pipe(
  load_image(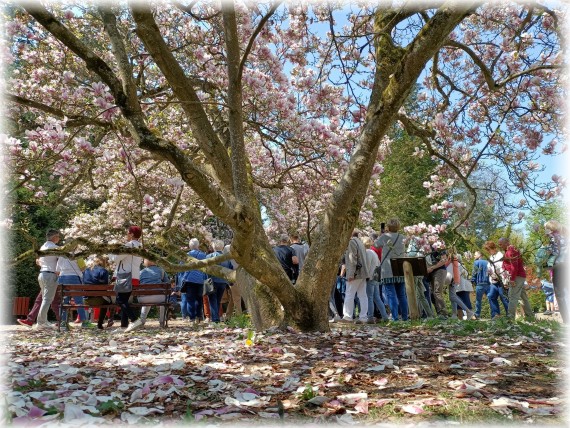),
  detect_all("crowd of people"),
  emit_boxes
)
[17,217,568,333]
[327,217,567,324]
[17,225,244,333]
